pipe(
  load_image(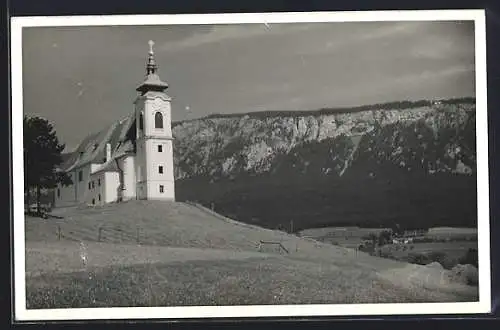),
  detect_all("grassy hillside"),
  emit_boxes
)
[25,201,478,308]
[26,200,349,257]
[27,242,477,308]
